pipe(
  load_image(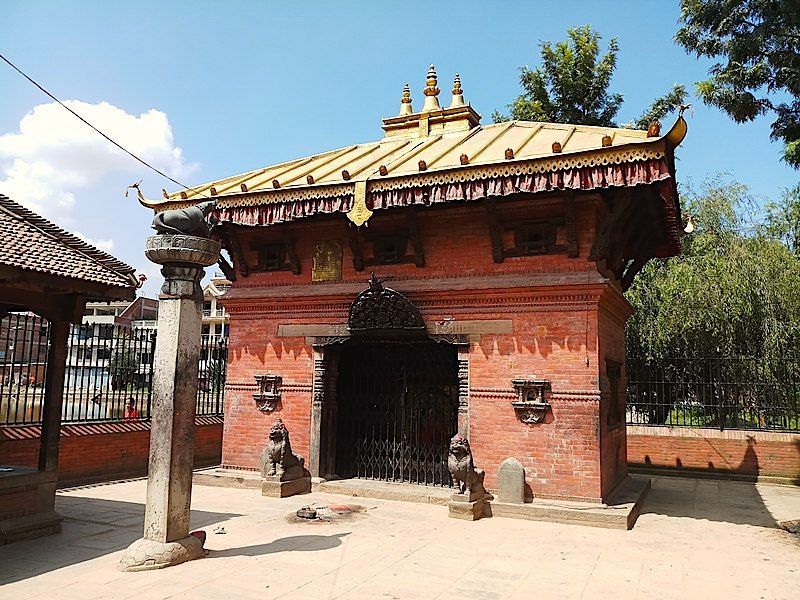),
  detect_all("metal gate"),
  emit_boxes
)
[335,340,458,486]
